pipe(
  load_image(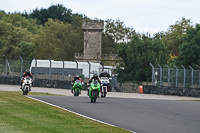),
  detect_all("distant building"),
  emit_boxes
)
[75,20,104,63]
[30,59,113,78]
